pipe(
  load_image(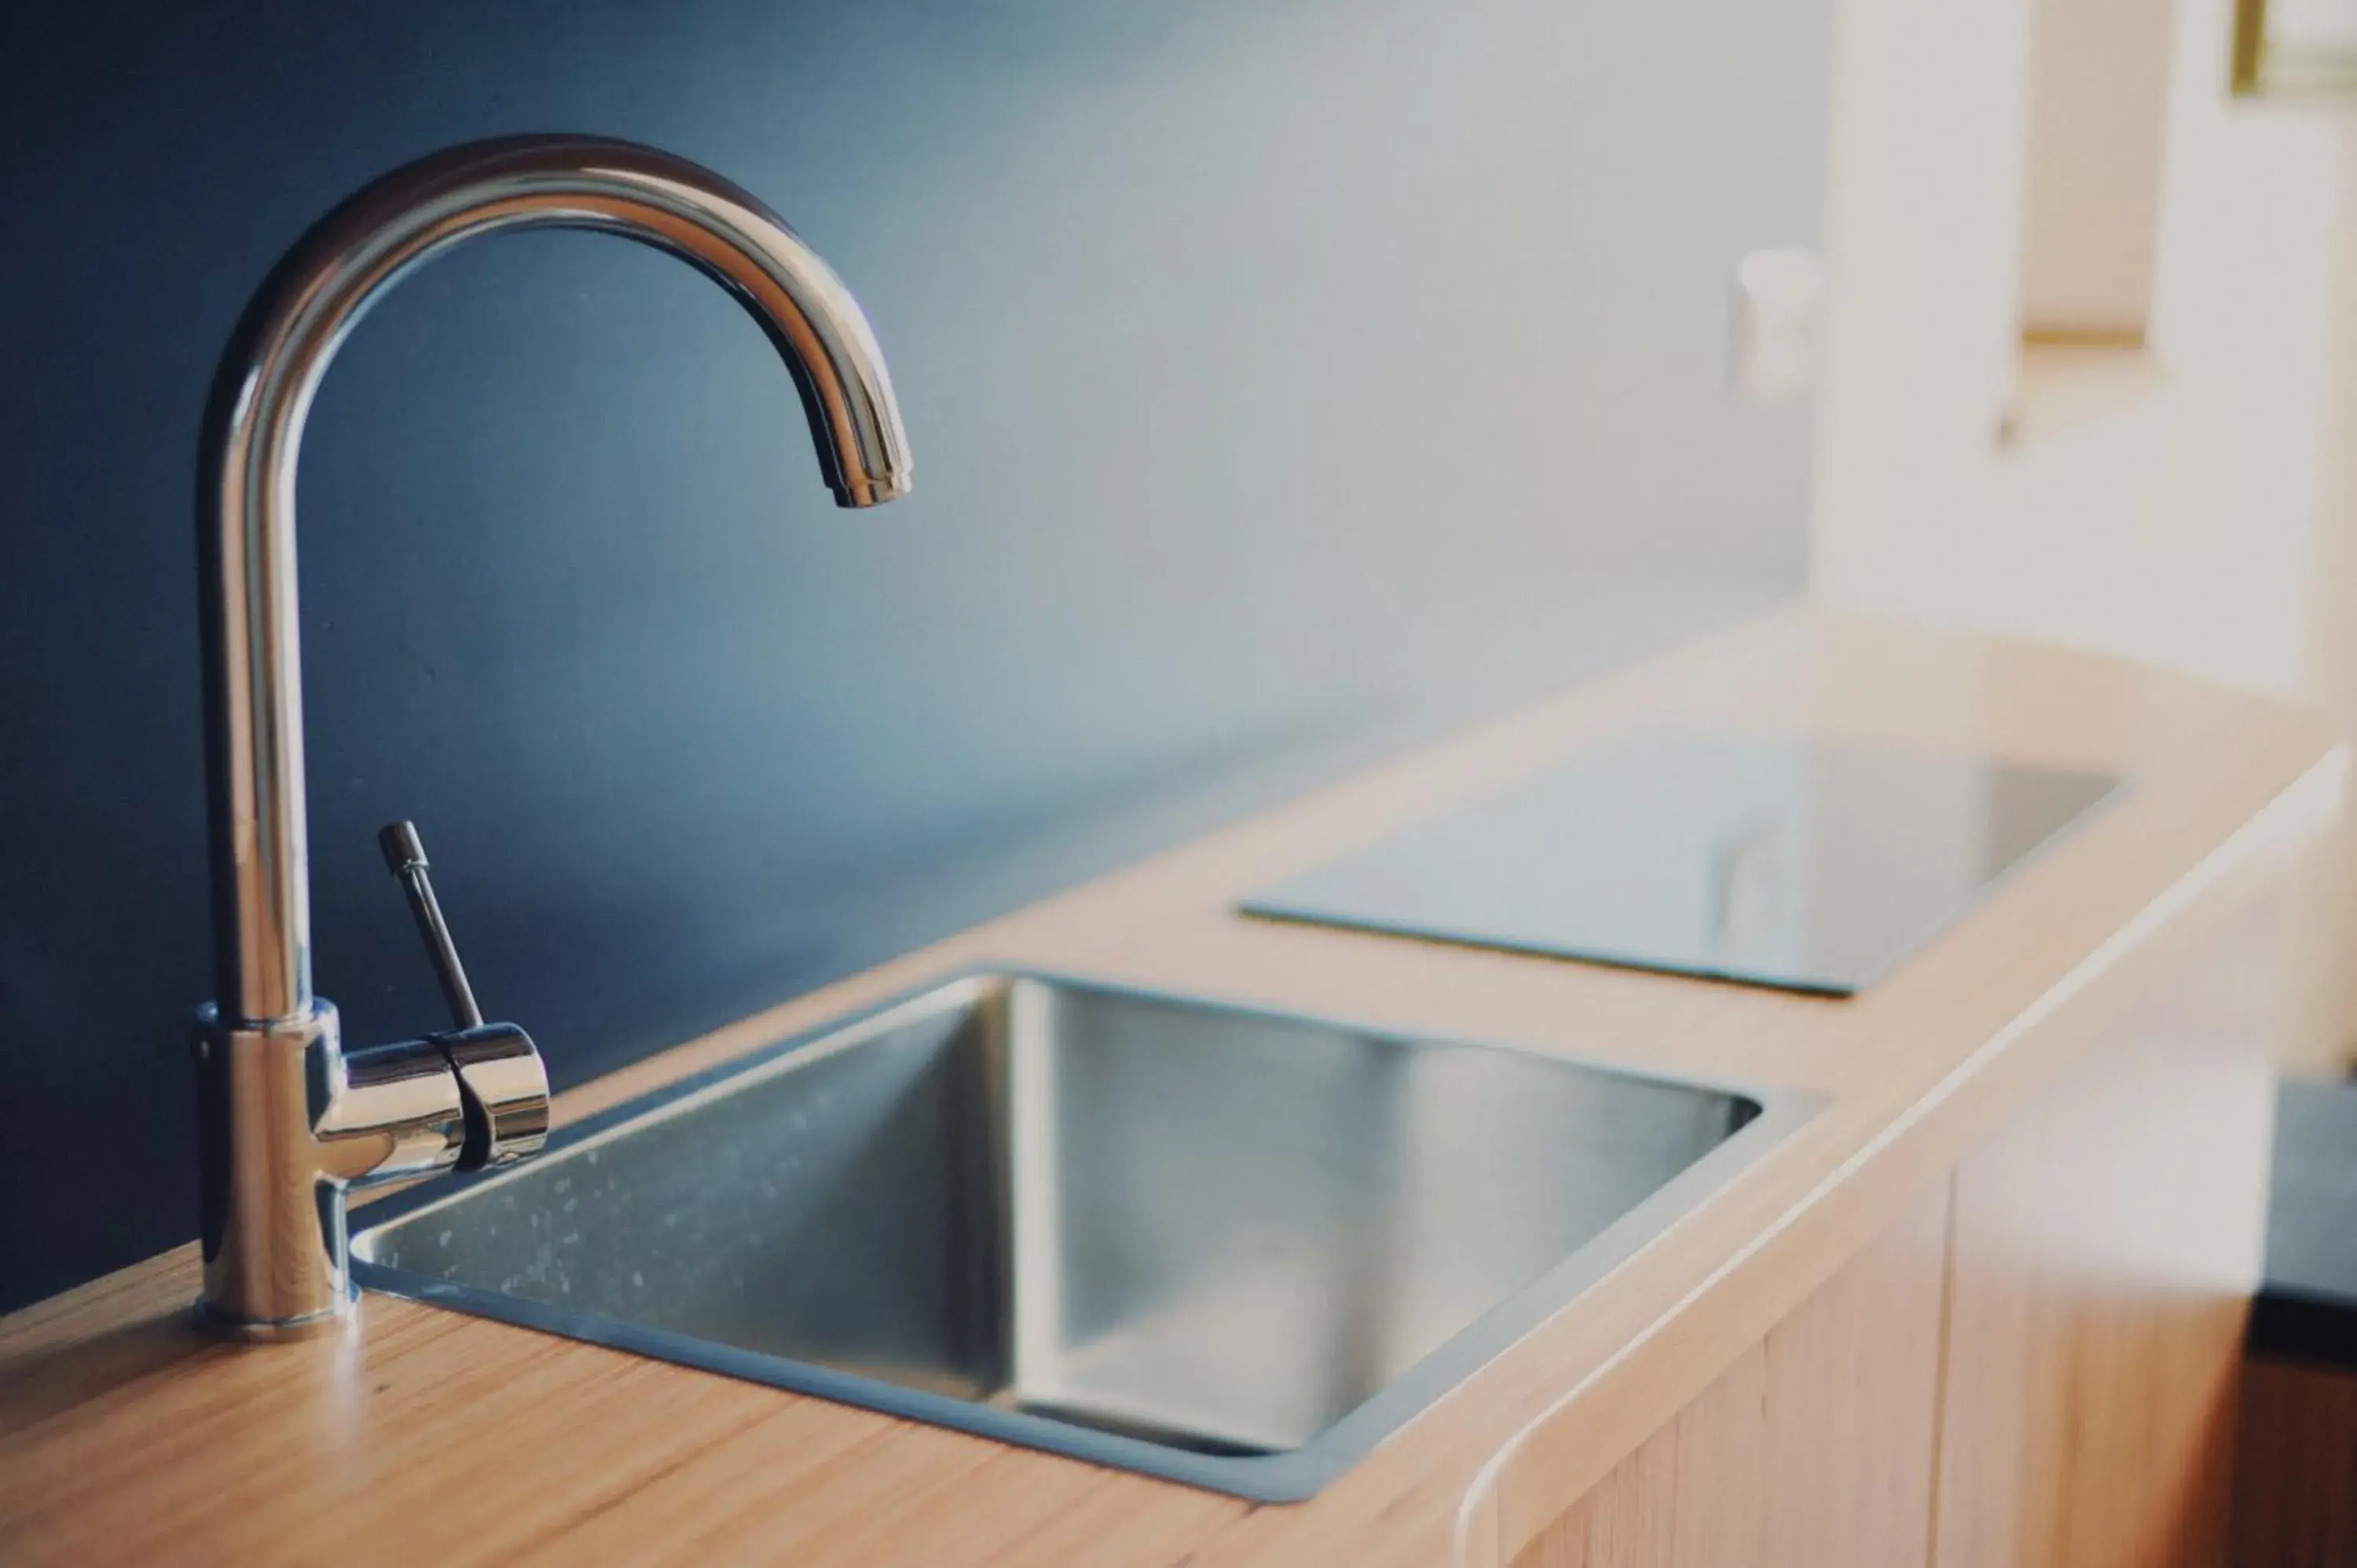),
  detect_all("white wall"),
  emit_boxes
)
[1811,0,2357,1065]
[1813,0,2347,700]
[2018,0,2175,335]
